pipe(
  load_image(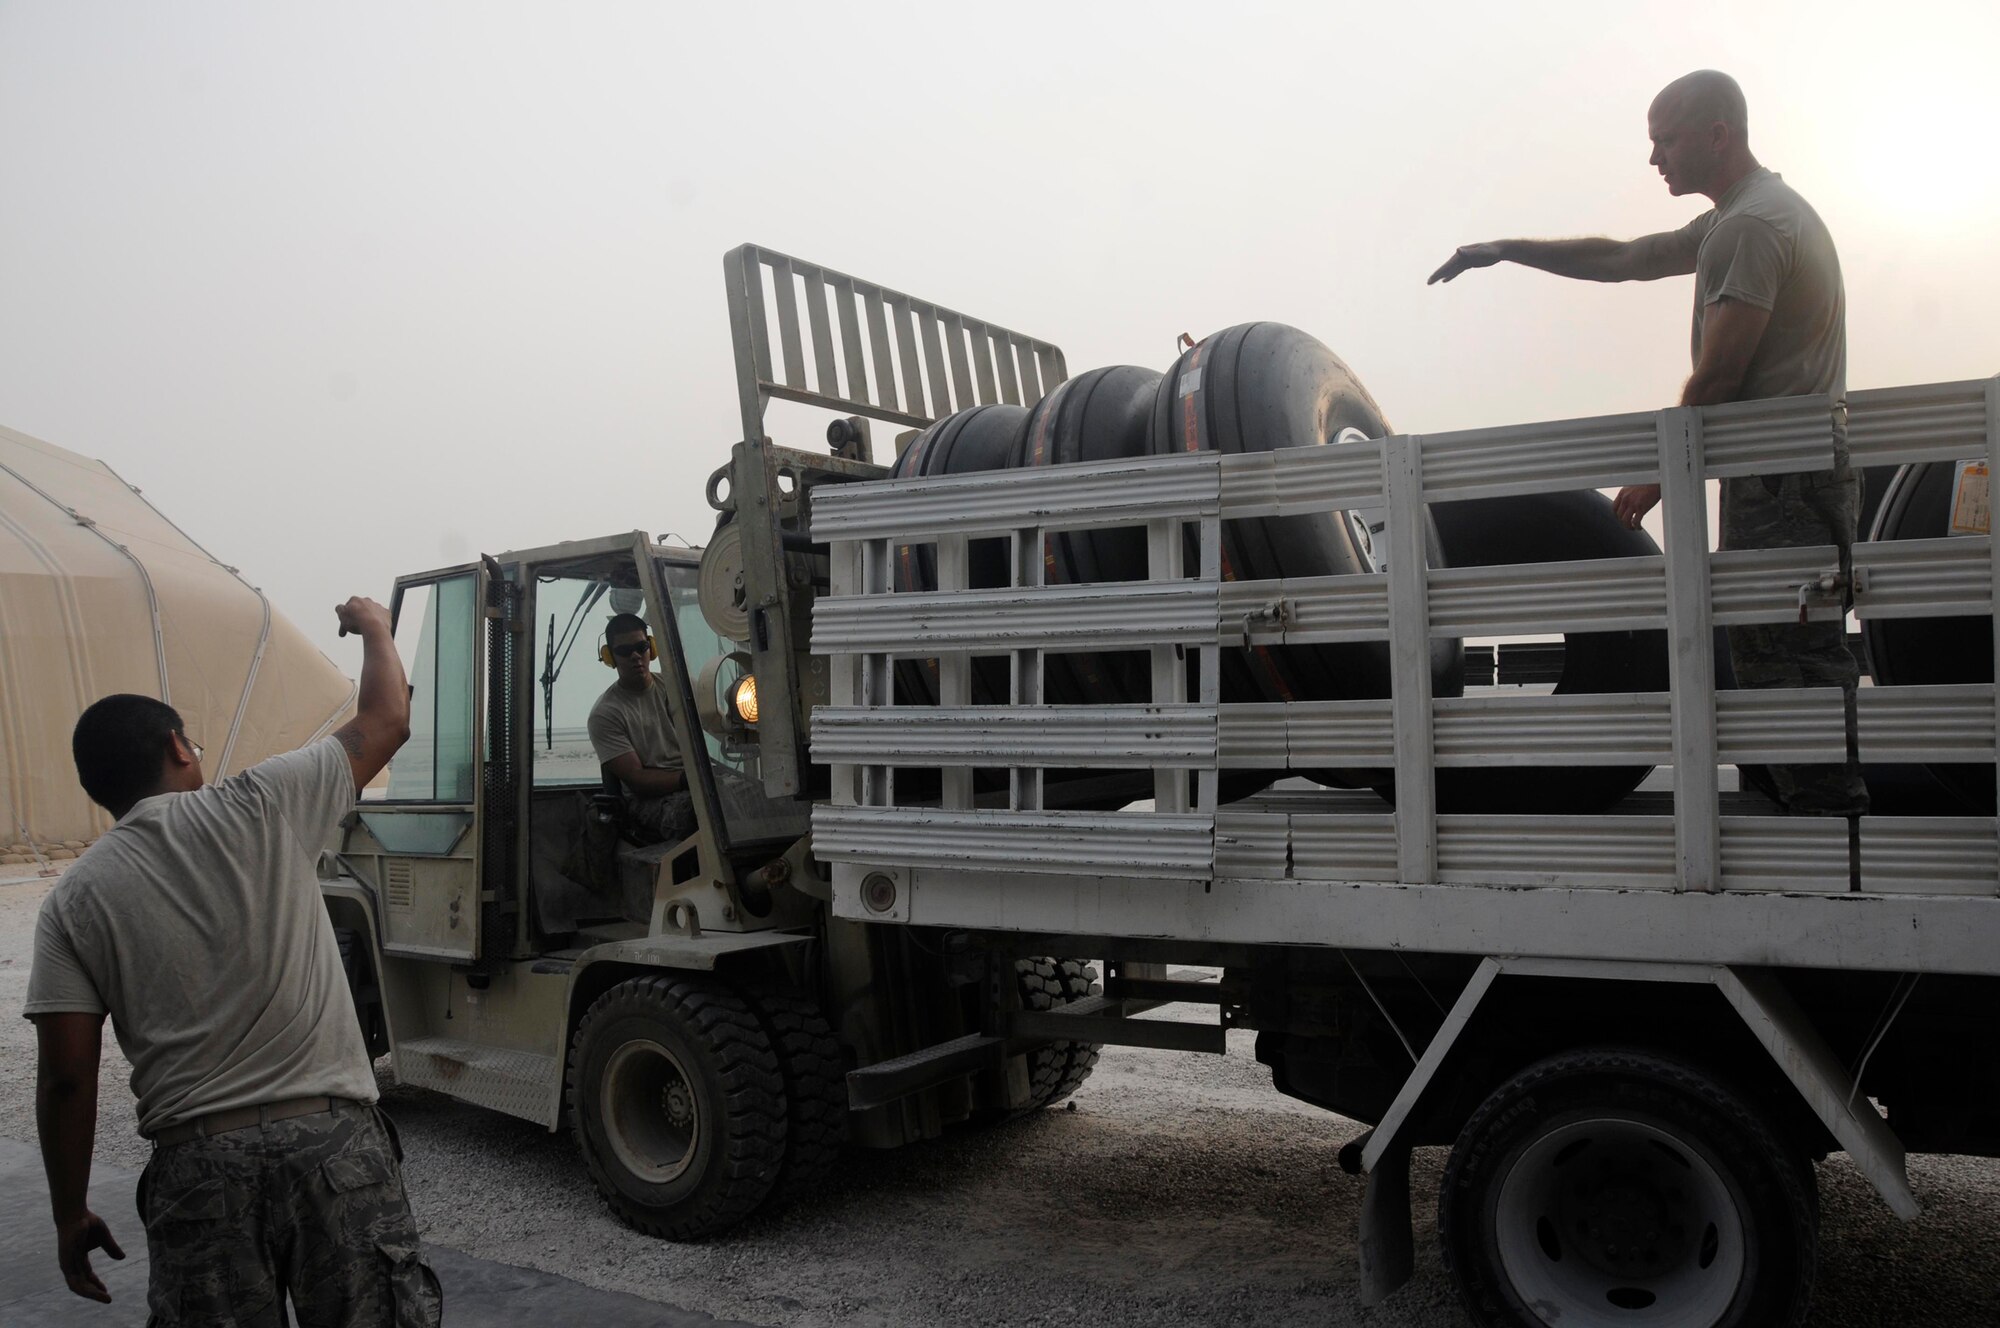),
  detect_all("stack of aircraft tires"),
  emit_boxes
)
[887,322,1674,816]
